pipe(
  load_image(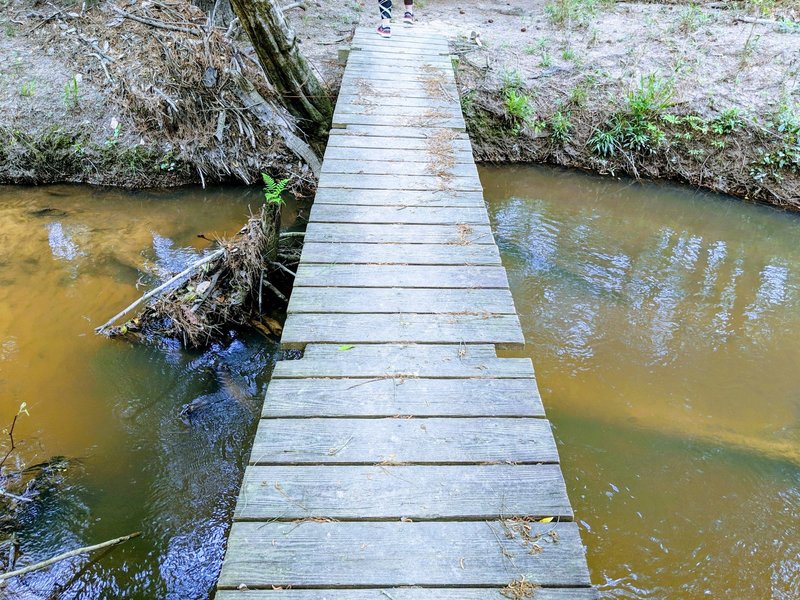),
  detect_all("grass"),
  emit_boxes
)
[588,73,674,157]
[545,0,603,28]
[19,81,35,97]
[550,111,573,144]
[678,4,711,33]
